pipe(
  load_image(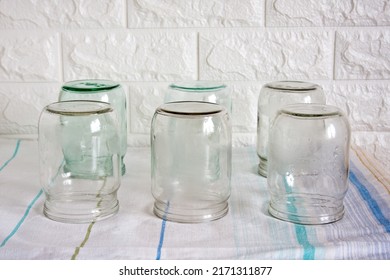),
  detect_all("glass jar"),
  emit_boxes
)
[59,79,127,175]
[38,101,121,223]
[165,81,231,115]
[151,101,232,223]
[267,104,351,224]
[257,81,325,177]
